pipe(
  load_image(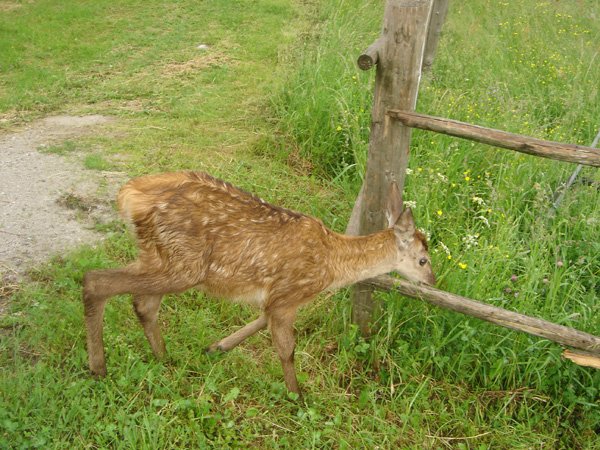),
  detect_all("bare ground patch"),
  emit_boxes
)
[0,1,25,13]
[0,115,125,285]
[162,51,234,76]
